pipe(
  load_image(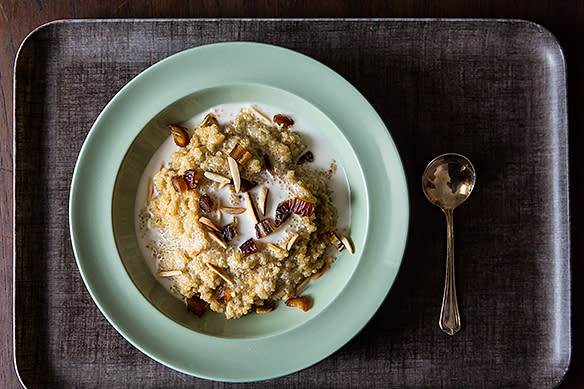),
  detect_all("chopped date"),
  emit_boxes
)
[168,124,190,147]
[263,154,275,176]
[229,143,254,164]
[274,199,294,227]
[183,169,200,189]
[327,230,345,252]
[240,178,257,192]
[216,286,232,304]
[292,197,315,217]
[273,114,295,129]
[222,223,238,242]
[256,300,274,314]
[187,295,207,317]
[255,219,275,239]
[171,175,188,192]
[239,238,258,257]
[296,151,314,165]
[199,194,214,213]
